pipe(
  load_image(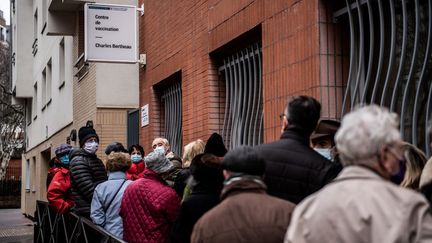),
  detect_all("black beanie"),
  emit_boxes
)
[204,133,228,157]
[222,146,265,176]
[78,124,99,147]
